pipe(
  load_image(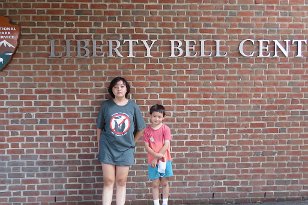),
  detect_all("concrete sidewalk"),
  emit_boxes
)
[172,200,308,205]
[239,200,308,205]
[175,200,308,205]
